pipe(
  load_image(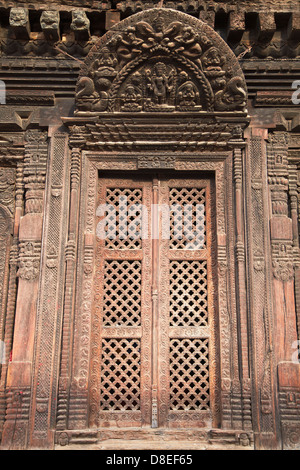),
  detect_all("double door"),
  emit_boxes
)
[93,172,217,429]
